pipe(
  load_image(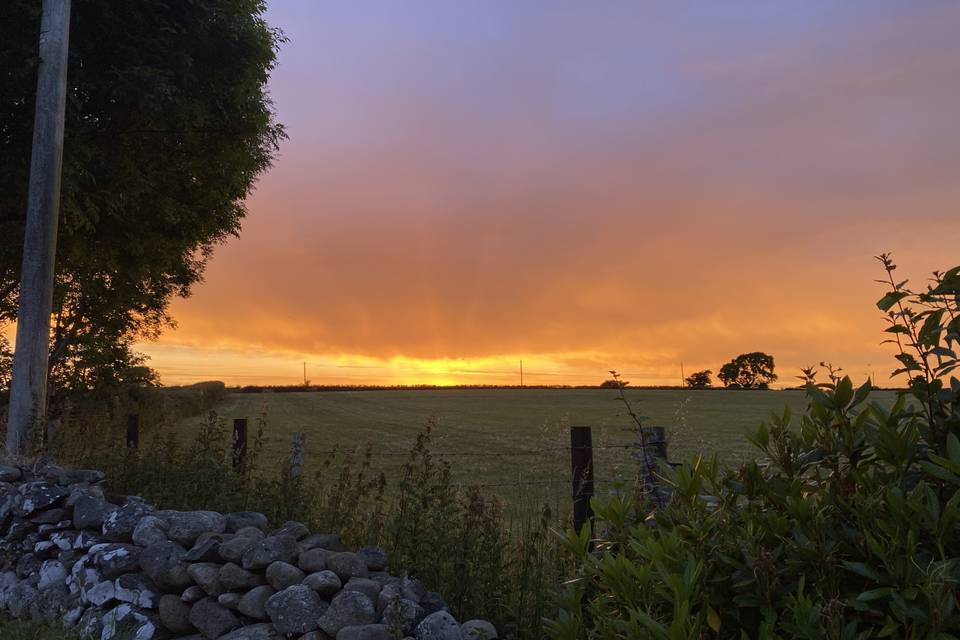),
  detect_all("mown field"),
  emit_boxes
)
[171,387,899,505]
